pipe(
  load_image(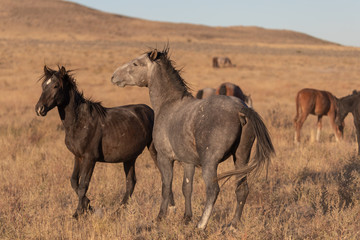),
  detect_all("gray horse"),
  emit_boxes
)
[111,48,274,229]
